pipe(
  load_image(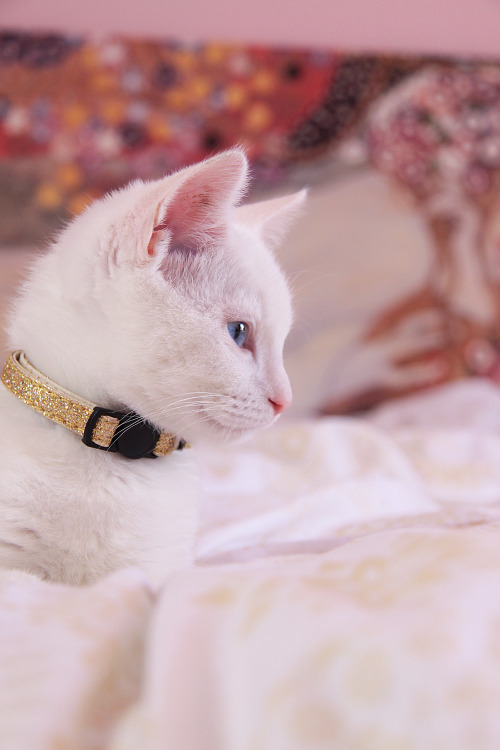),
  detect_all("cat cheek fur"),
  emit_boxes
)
[0,149,306,585]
